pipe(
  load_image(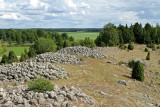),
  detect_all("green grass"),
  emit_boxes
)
[8,46,30,56]
[59,32,99,40]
